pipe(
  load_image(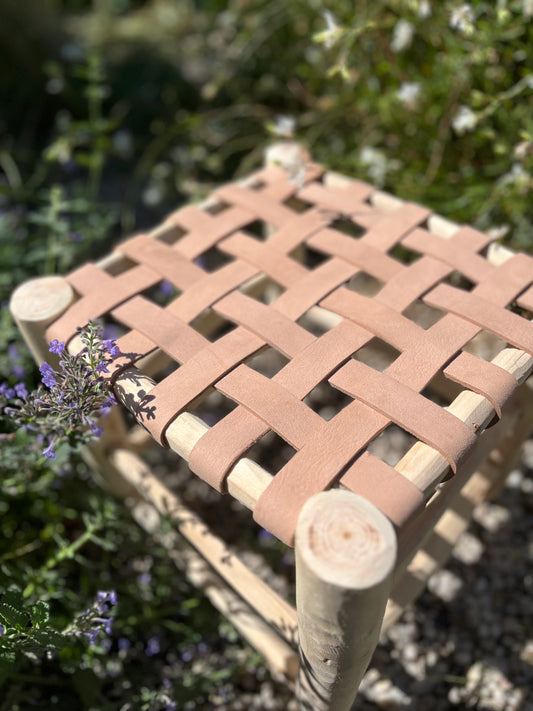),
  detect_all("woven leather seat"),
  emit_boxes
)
[44,159,533,543]
[11,149,533,710]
